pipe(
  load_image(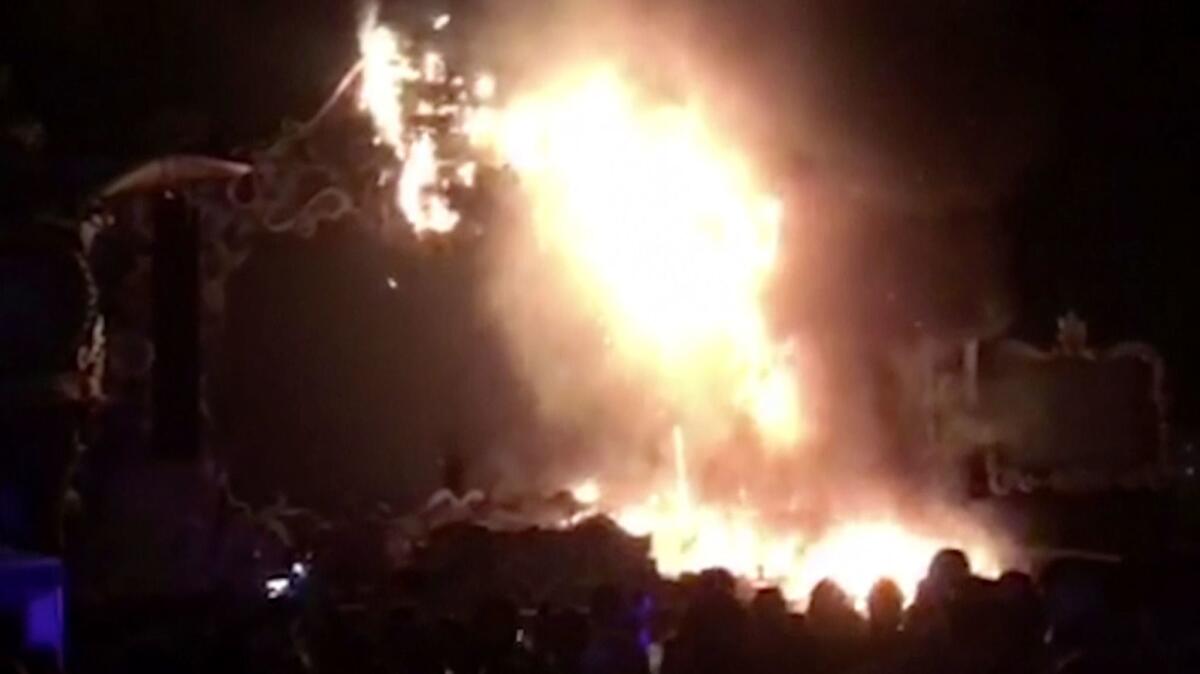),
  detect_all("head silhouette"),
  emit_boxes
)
[867,578,904,635]
[927,548,971,599]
